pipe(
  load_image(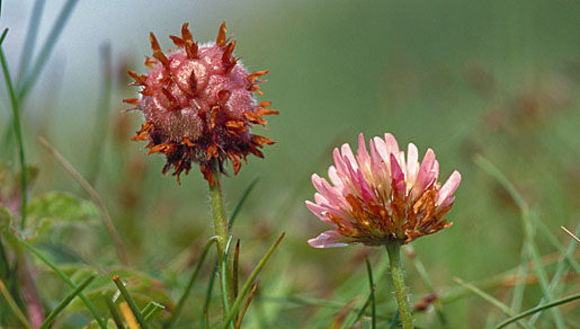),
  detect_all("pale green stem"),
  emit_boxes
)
[385,242,413,329]
[208,169,234,315]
